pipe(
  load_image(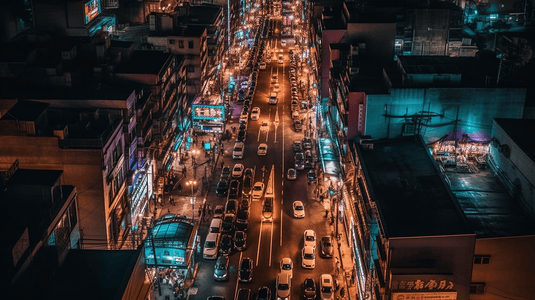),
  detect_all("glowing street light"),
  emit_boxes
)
[186,180,197,221]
